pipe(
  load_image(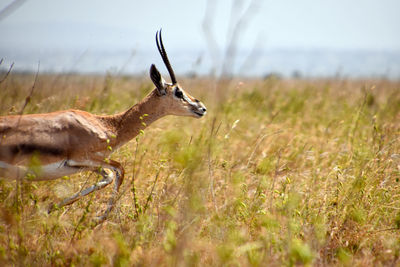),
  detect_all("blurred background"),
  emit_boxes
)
[0,0,399,79]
